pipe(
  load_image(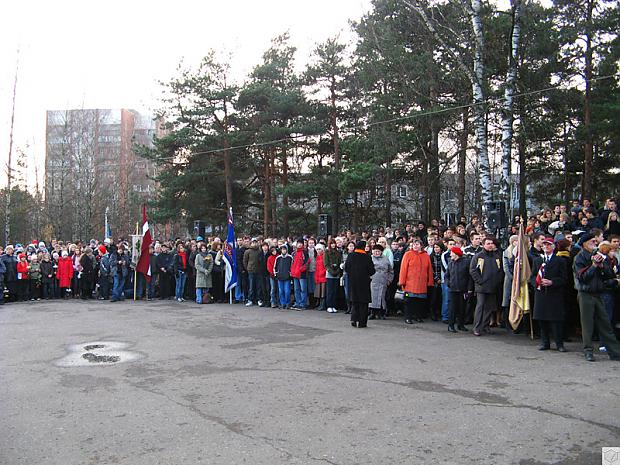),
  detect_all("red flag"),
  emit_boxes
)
[136,205,152,282]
